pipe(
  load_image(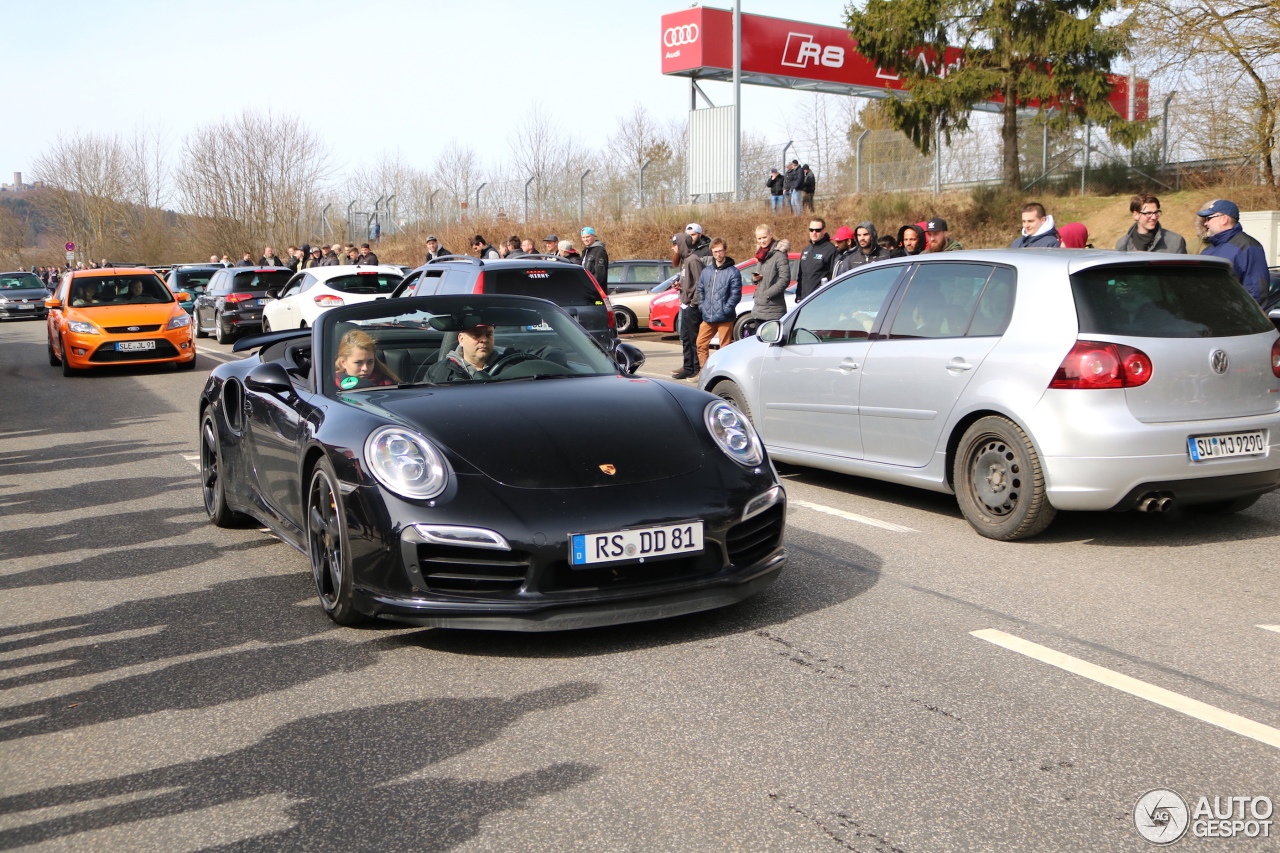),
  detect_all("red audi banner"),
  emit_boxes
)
[661,7,1148,122]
